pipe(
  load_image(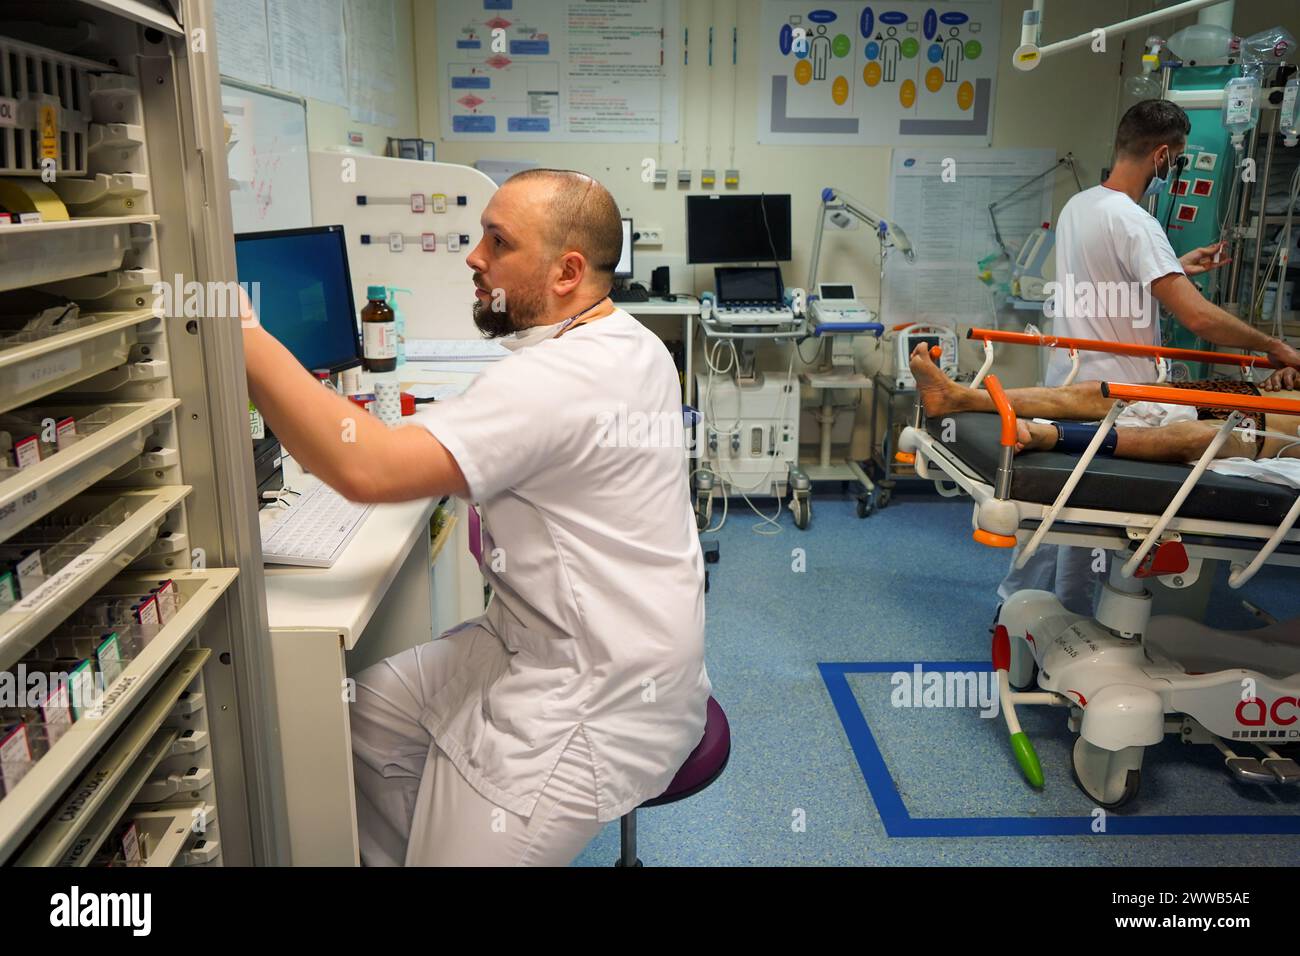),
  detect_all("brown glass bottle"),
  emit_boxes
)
[361,285,397,373]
